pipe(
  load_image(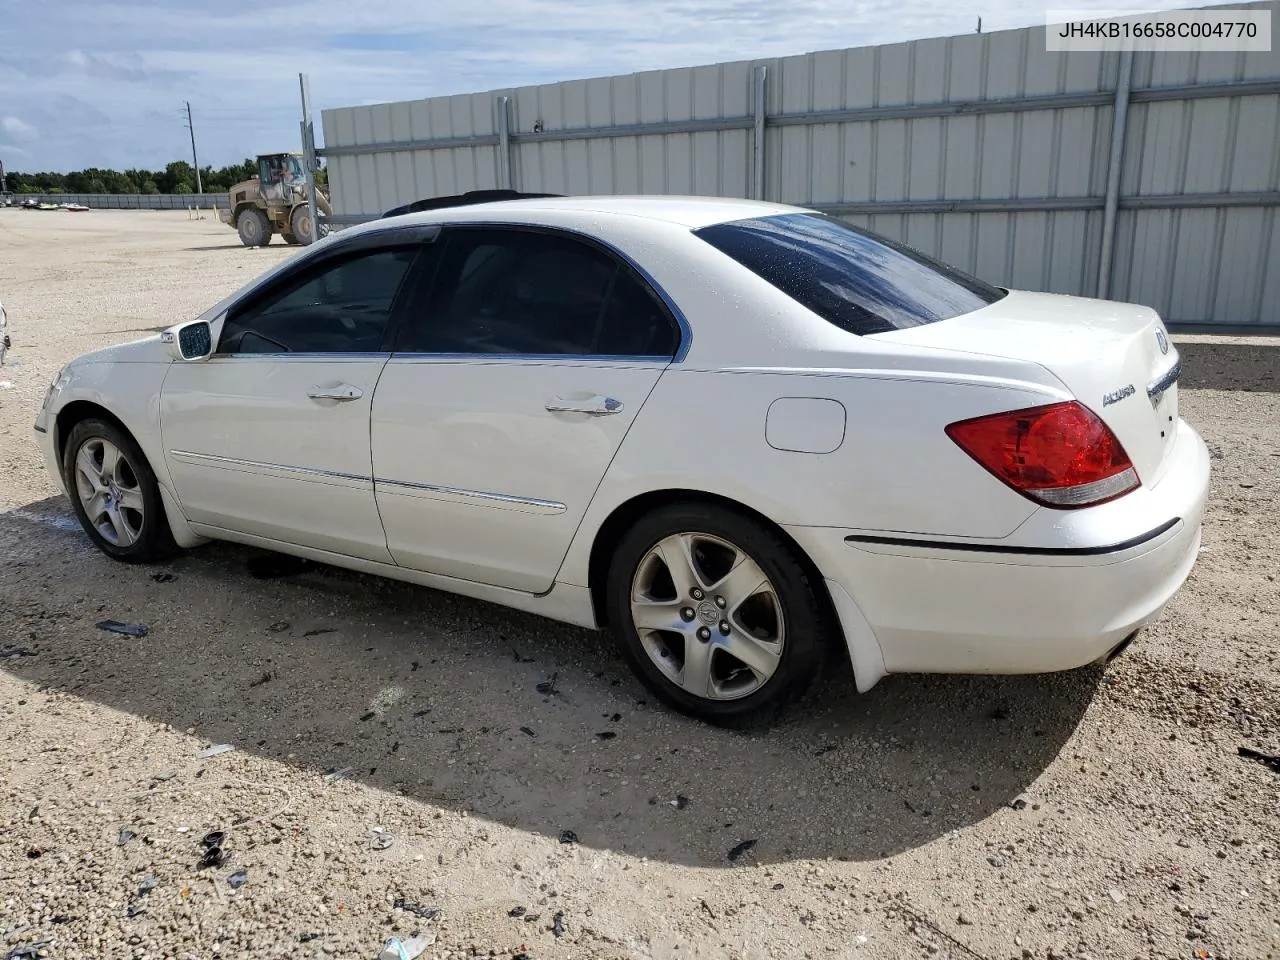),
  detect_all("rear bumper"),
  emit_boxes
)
[788,418,1210,684]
